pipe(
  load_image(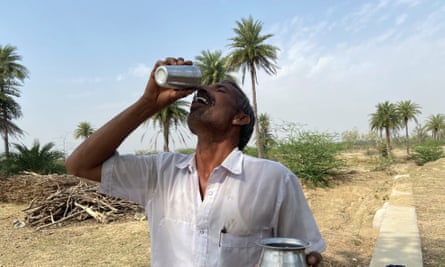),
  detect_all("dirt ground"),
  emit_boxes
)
[0,149,444,267]
[410,155,445,266]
